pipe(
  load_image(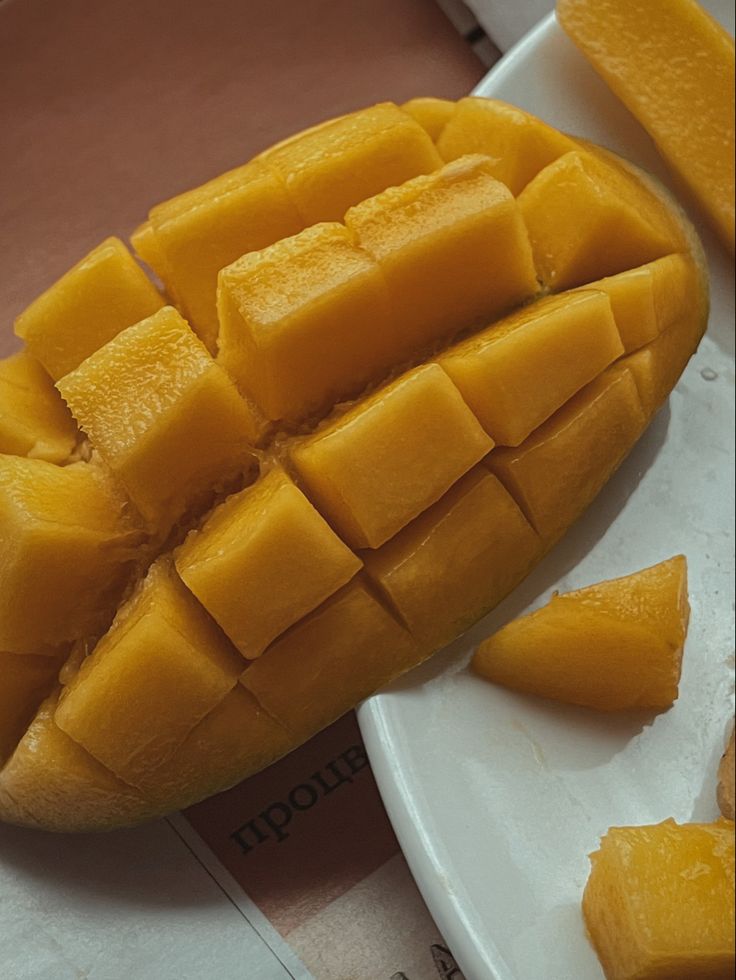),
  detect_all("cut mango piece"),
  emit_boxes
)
[54,561,242,788]
[217,222,397,424]
[363,467,541,649]
[345,155,539,356]
[440,291,623,446]
[290,364,493,549]
[0,456,140,654]
[437,97,578,195]
[57,306,257,533]
[718,729,735,820]
[0,696,153,832]
[472,556,689,711]
[0,352,78,463]
[401,97,455,141]
[241,577,418,740]
[488,367,646,542]
[260,101,441,225]
[558,0,735,251]
[518,150,676,289]
[0,652,62,762]
[130,219,170,283]
[14,237,164,380]
[583,819,735,980]
[176,467,361,659]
